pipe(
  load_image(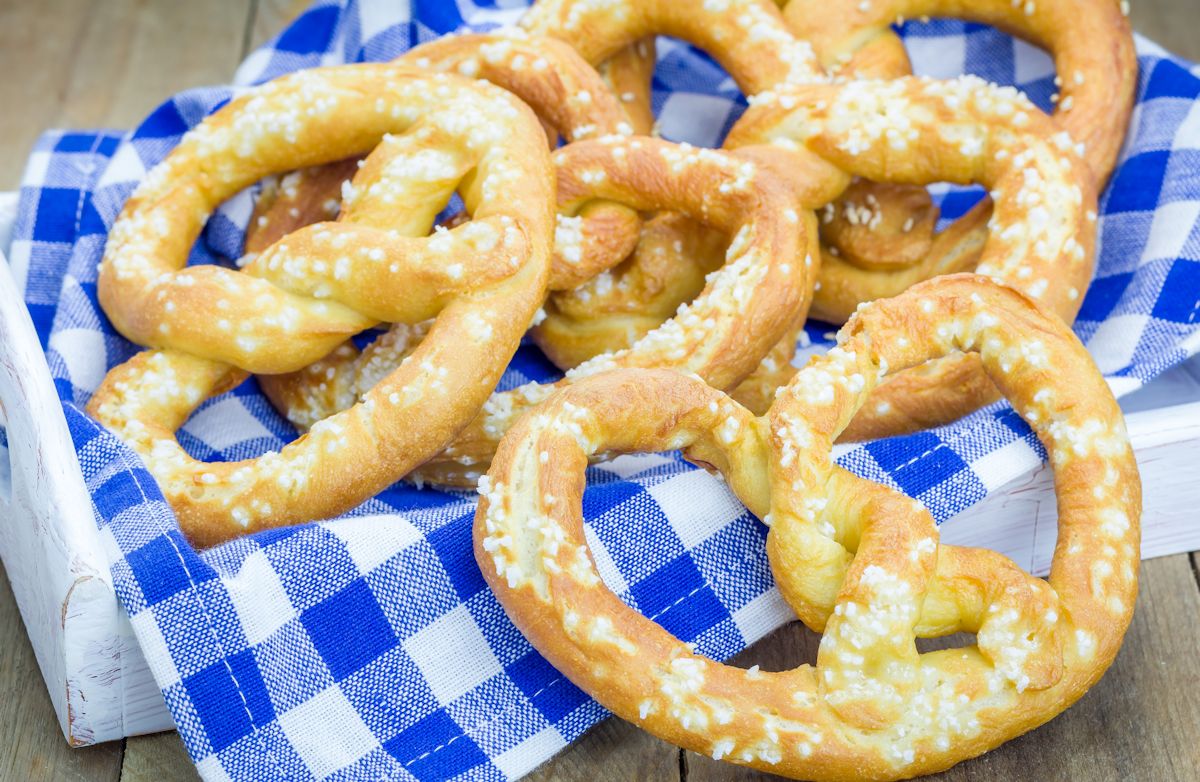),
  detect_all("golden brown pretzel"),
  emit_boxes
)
[520,0,941,276]
[87,65,555,547]
[520,0,823,96]
[283,137,819,486]
[779,0,1136,324]
[477,274,1140,780]
[783,0,1136,185]
[419,137,820,485]
[540,76,1097,435]
[728,75,1098,437]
